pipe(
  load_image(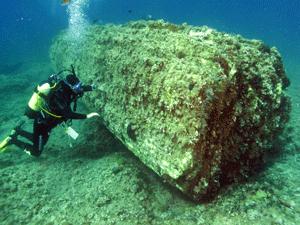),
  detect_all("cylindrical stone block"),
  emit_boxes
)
[50,20,290,201]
